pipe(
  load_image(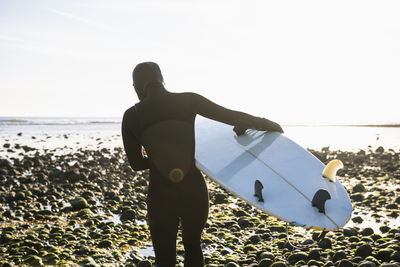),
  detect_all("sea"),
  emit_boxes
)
[1,116,400,153]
